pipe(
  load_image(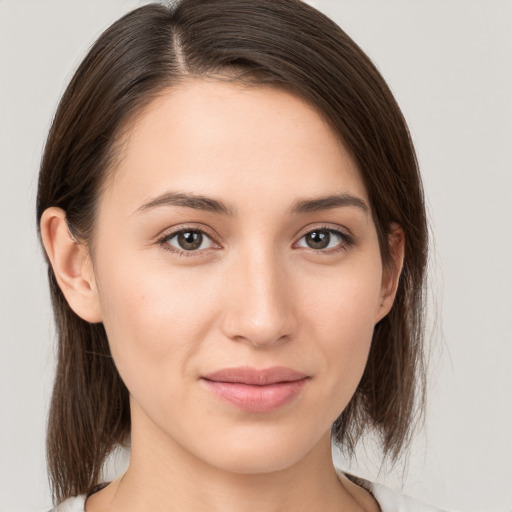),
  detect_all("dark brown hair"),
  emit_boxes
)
[37,0,427,504]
